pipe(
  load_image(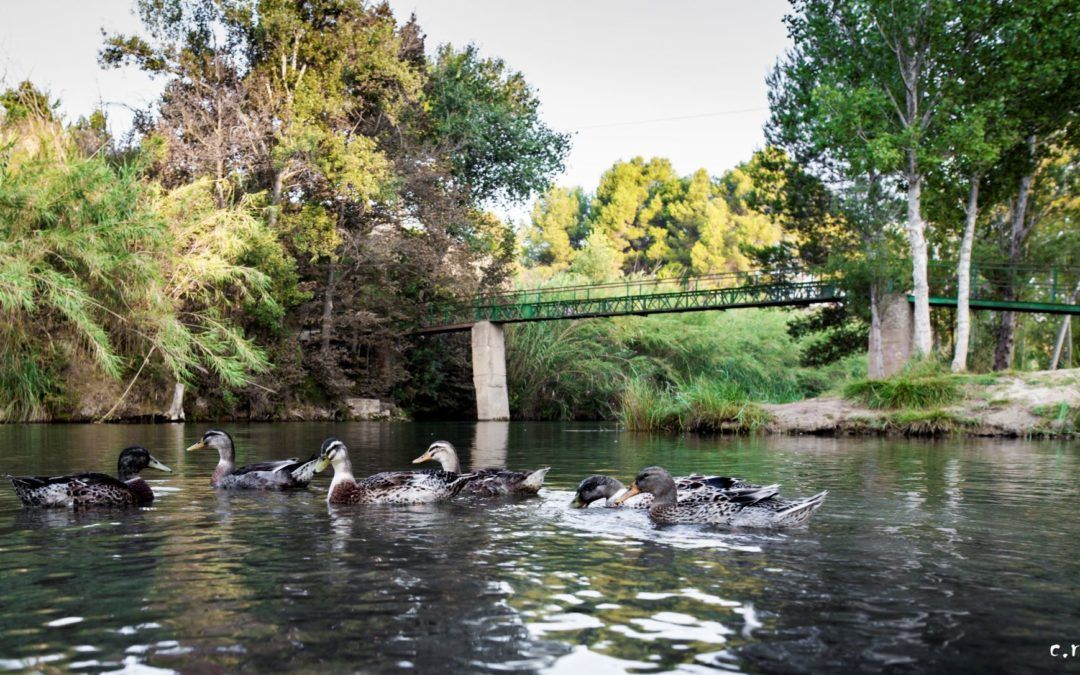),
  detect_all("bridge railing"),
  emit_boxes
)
[472,267,817,306]
[927,261,1080,306]
[415,261,1080,331]
[418,267,839,329]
